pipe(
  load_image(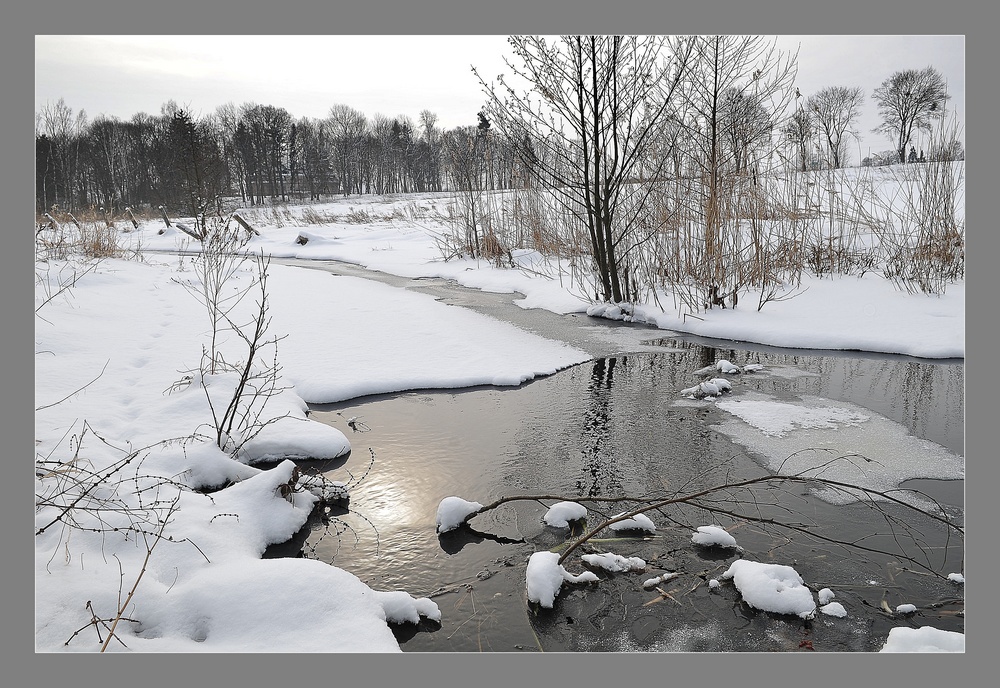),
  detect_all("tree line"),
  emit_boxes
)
[34,97,531,218]
[35,44,960,222]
